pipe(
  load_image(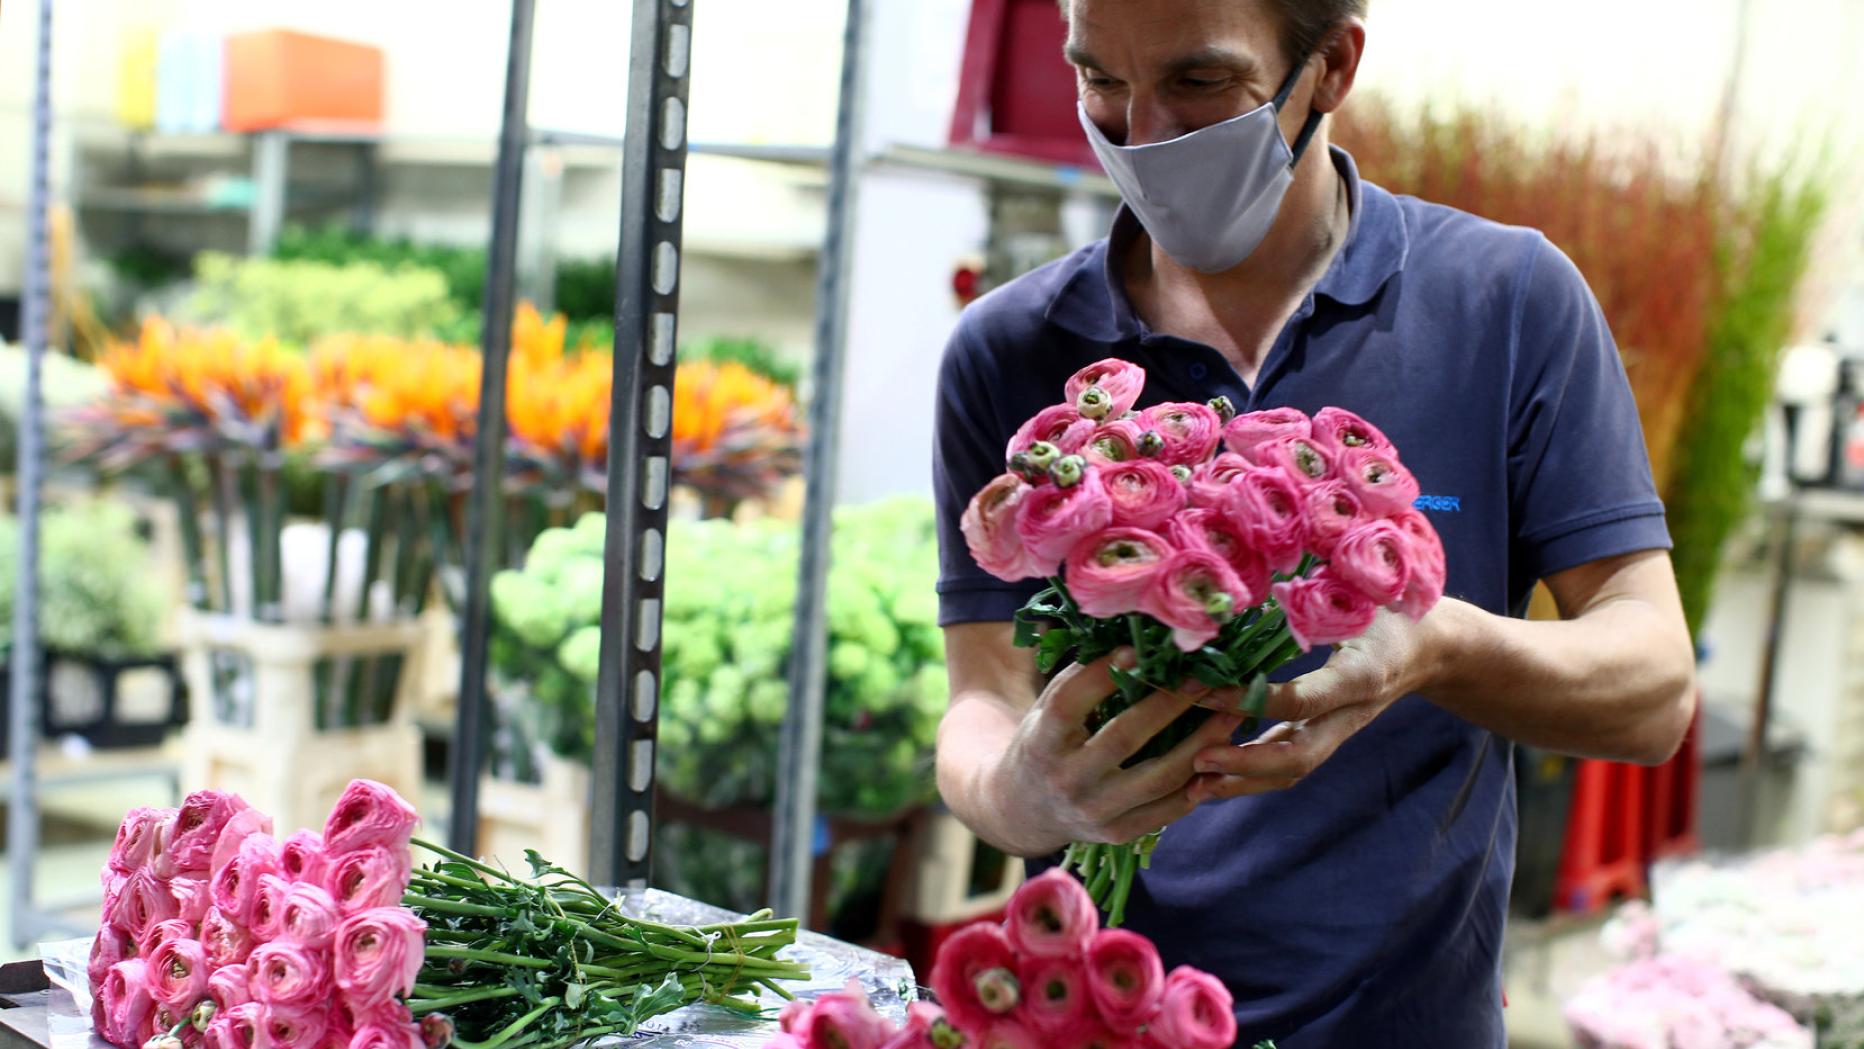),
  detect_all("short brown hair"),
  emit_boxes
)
[1266,0,1366,66]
